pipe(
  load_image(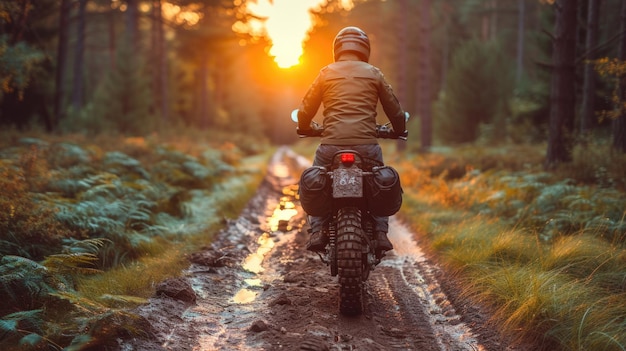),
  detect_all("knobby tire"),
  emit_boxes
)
[336,207,364,315]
